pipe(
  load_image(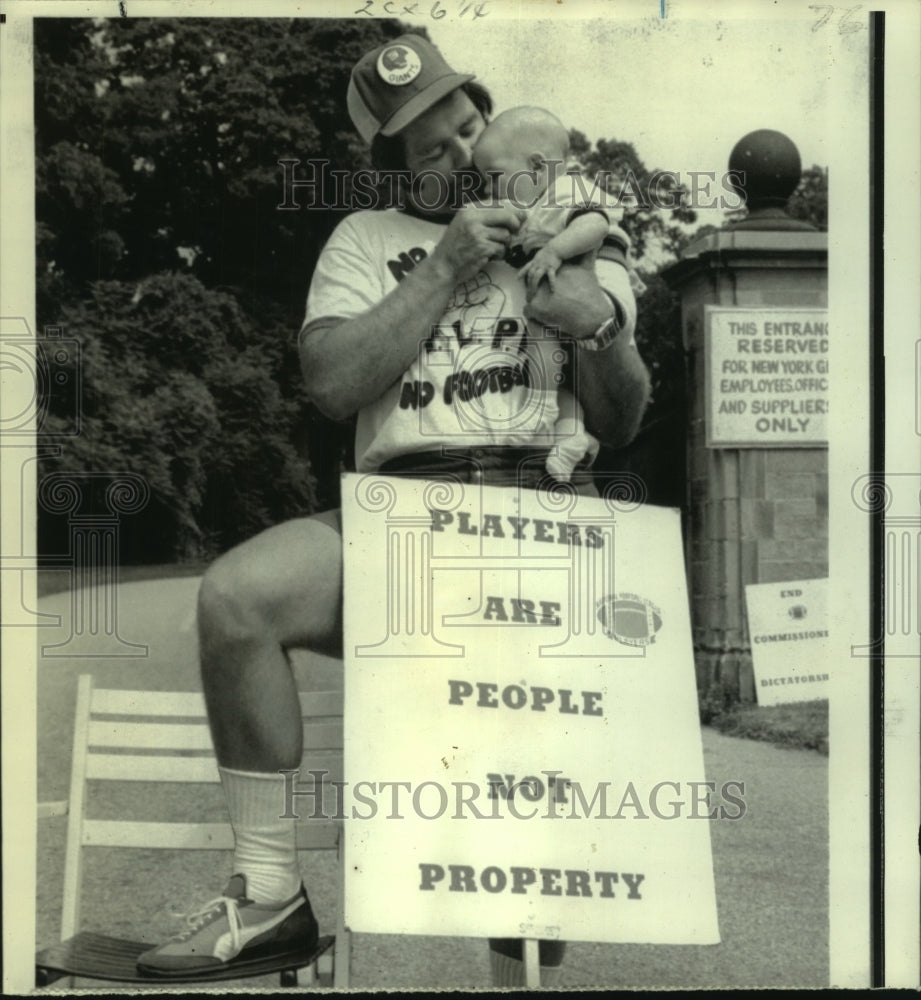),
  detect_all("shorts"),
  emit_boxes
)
[376,446,599,498]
